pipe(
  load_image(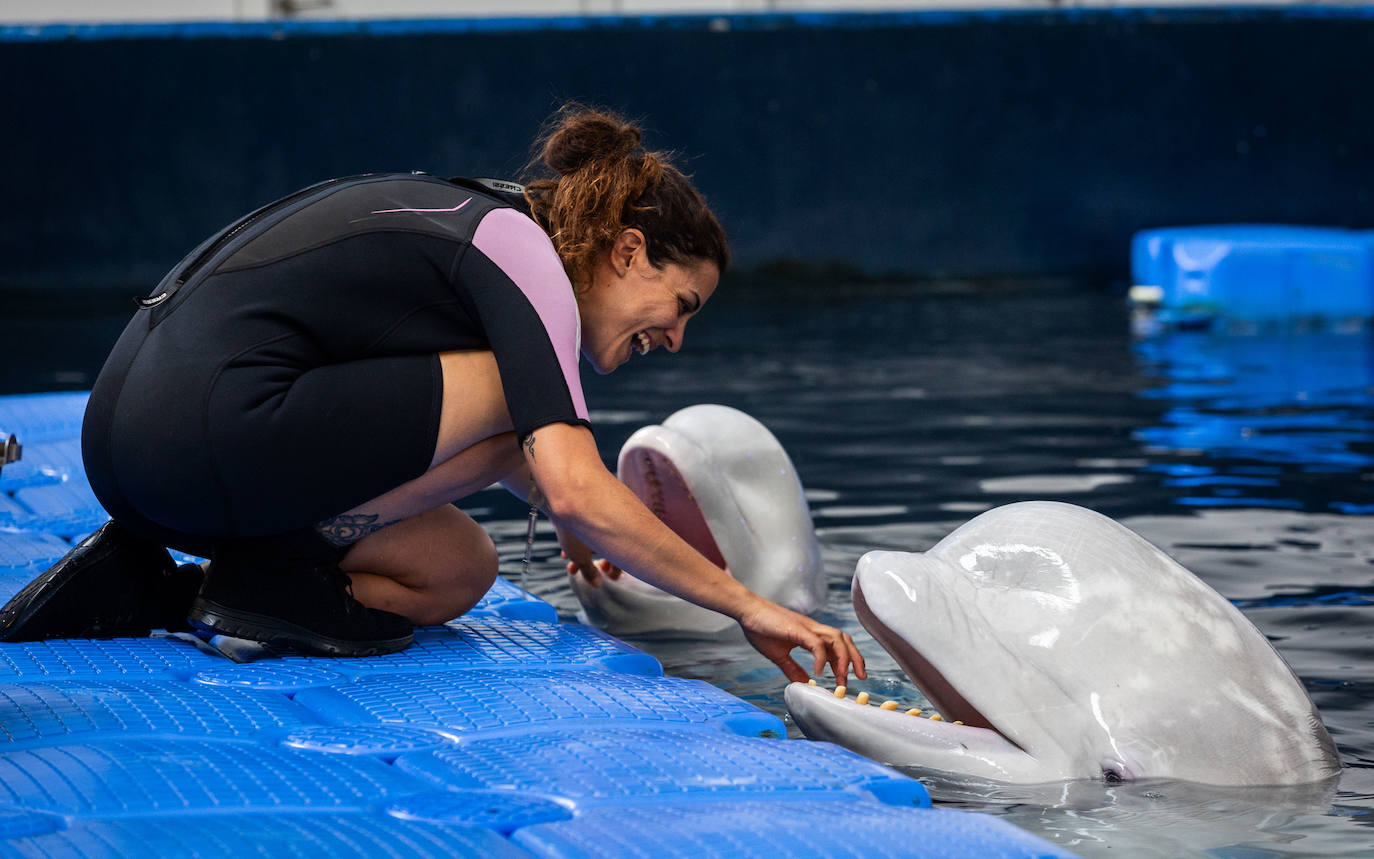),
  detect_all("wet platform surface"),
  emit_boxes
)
[0,392,1074,857]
